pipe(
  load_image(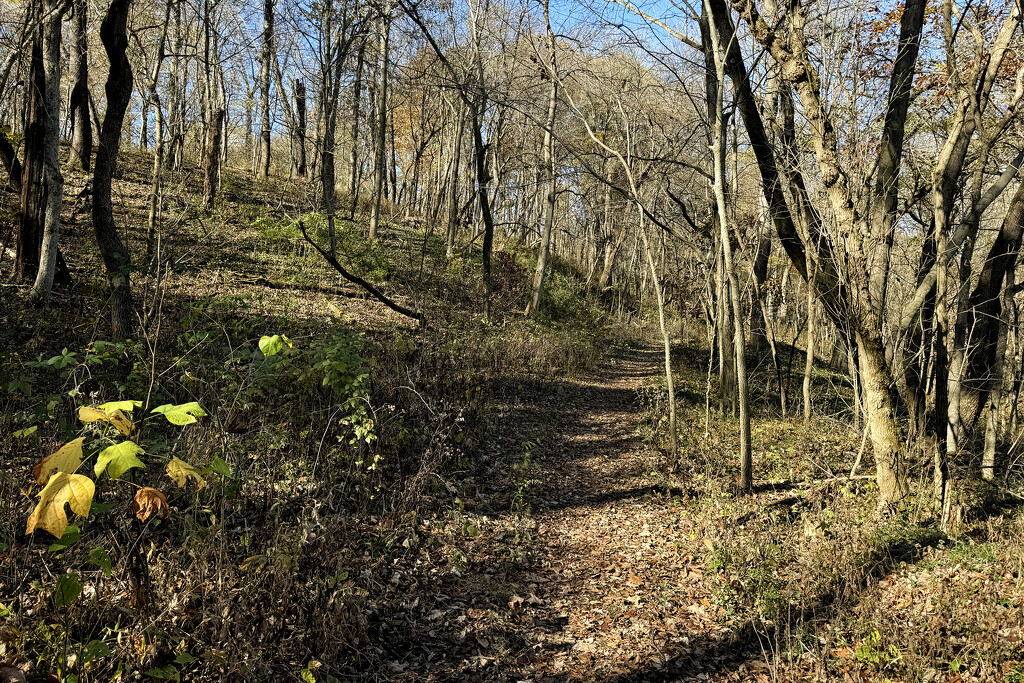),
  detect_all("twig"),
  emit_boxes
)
[850,423,870,478]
